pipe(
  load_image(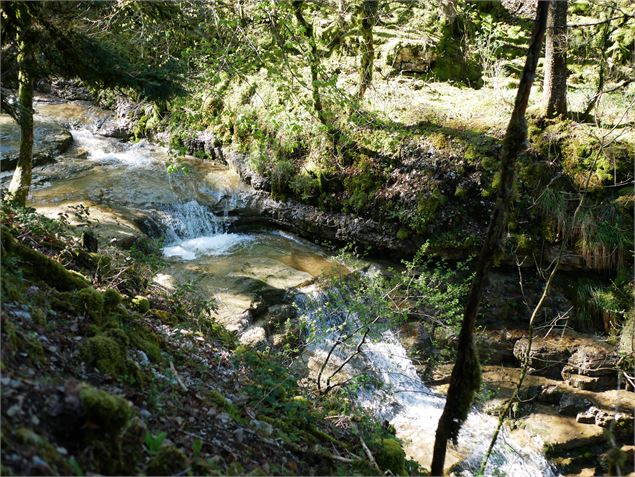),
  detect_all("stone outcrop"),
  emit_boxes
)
[382,38,437,74]
[513,337,572,379]
[562,344,619,392]
[0,116,73,171]
[512,332,619,391]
